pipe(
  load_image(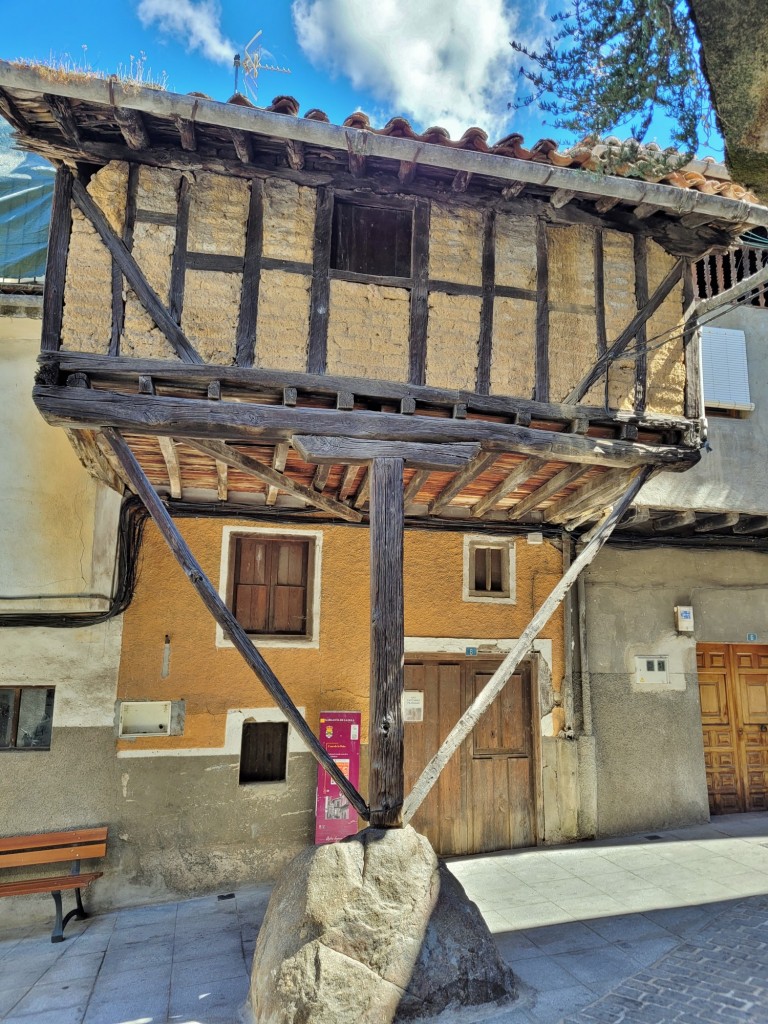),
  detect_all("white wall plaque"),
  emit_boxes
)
[402,690,424,723]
